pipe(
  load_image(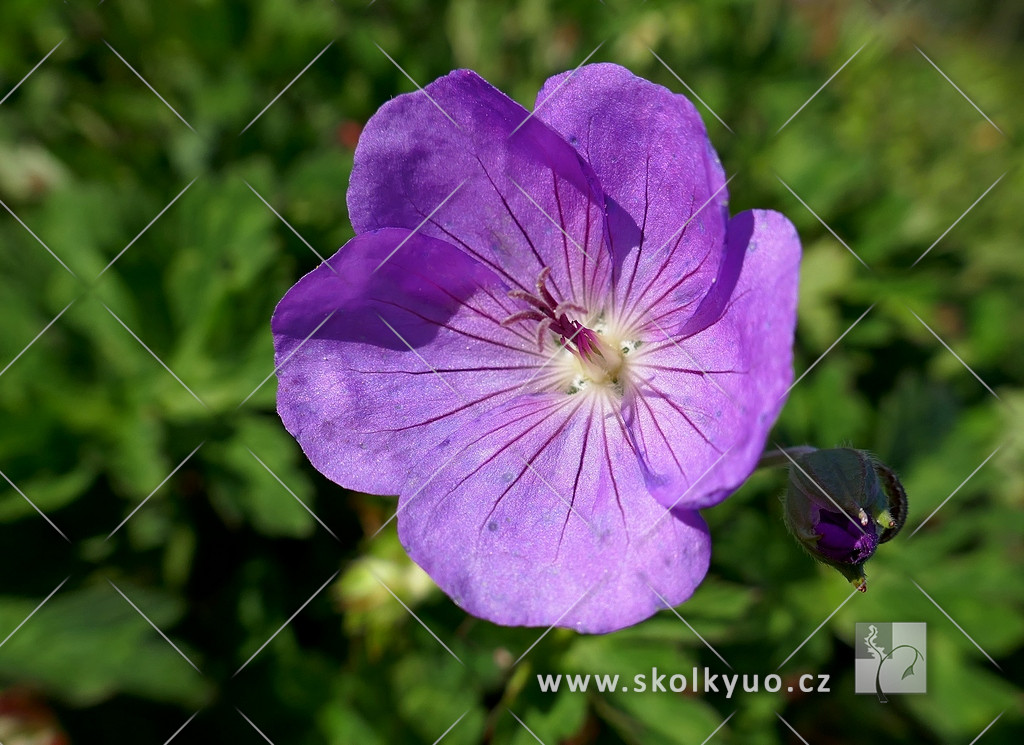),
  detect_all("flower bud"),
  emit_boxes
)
[782,448,907,591]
